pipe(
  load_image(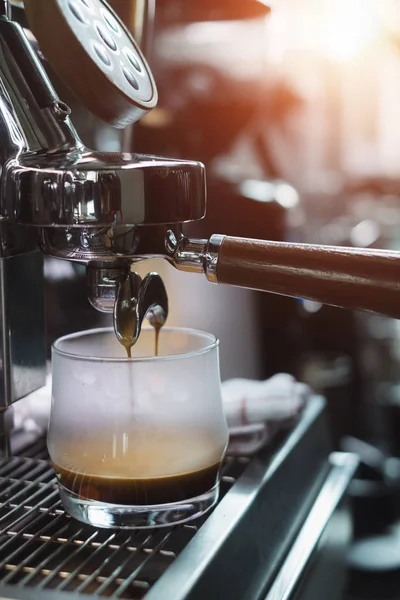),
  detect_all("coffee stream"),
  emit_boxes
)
[146,304,166,358]
[154,322,161,357]
[121,322,160,358]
